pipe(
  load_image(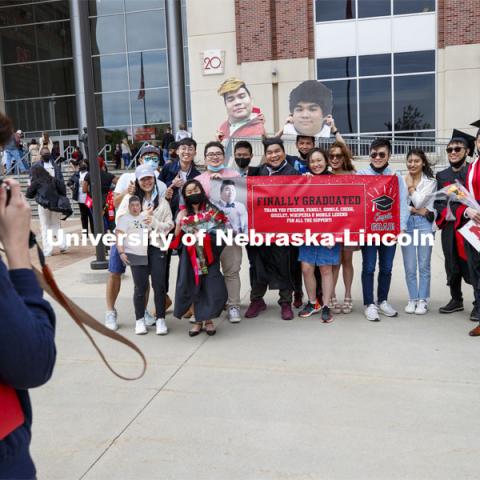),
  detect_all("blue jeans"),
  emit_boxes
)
[401,215,434,301]
[122,153,131,168]
[163,148,169,162]
[361,244,397,305]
